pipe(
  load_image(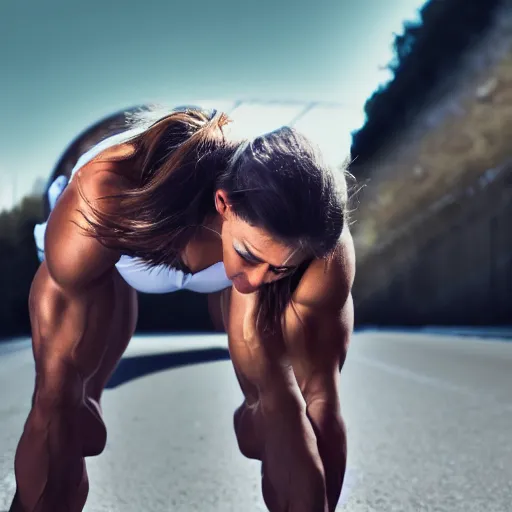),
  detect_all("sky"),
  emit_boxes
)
[0,0,424,212]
